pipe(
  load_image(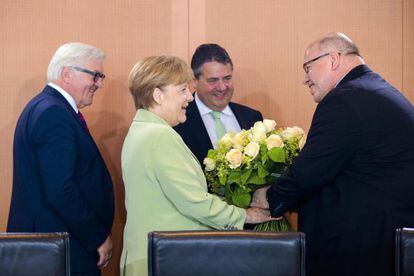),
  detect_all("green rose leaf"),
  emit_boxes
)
[227,171,241,185]
[224,182,234,204]
[246,171,267,185]
[231,187,251,208]
[206,149,217,159]
[268,147,286,163]
[240,168,253,184]
[257,163,269,178]
[219,174,227,185]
